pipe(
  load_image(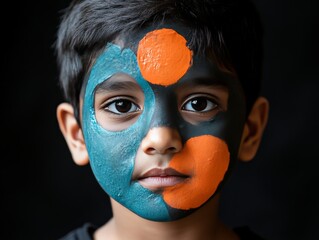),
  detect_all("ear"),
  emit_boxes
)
[238,96,269,162]
[56,103,89,166]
